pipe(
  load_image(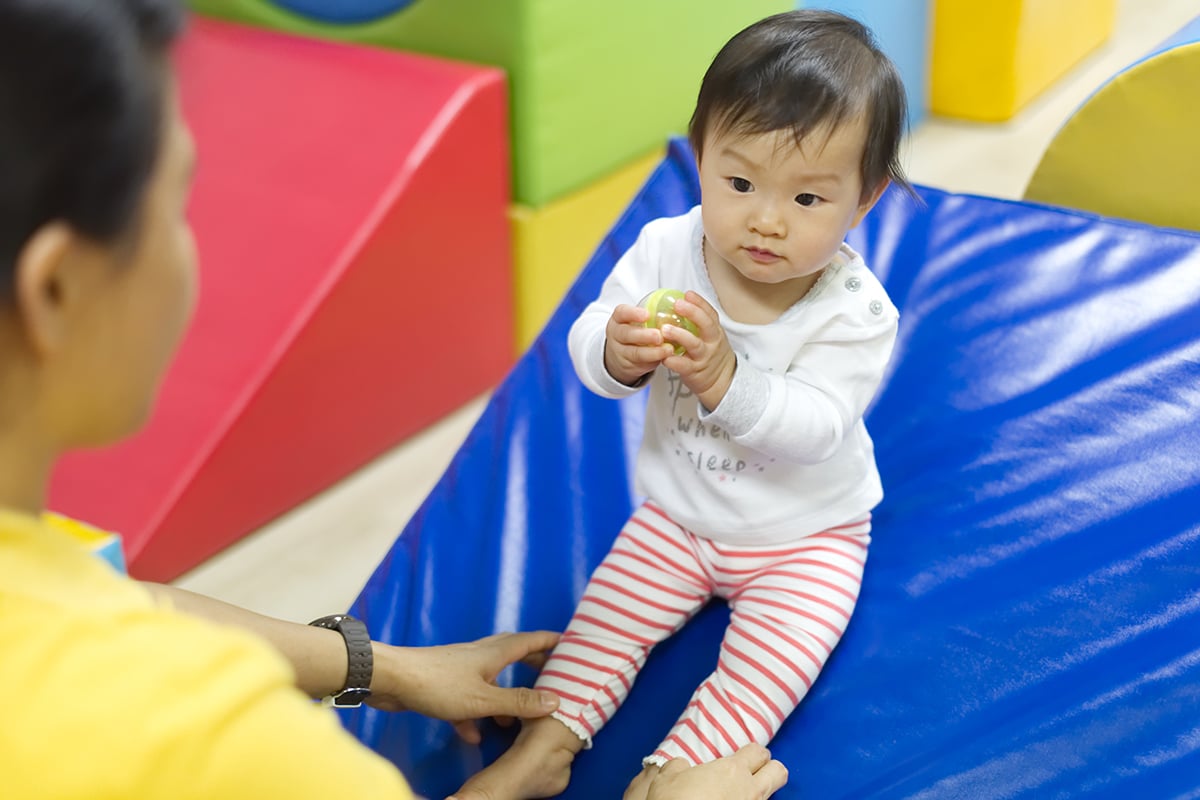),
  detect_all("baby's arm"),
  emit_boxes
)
[702,312,899,464]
